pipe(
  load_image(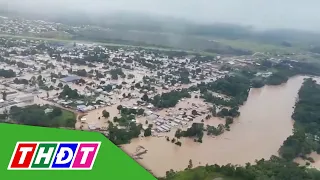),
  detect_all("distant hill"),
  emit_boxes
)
[1,8,320,52]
